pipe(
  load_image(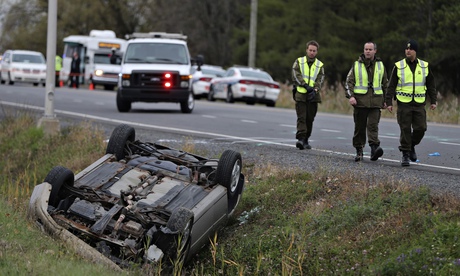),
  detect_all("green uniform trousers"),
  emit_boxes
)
[352,107,381,149]
[396,103,427,151]
[295,92,318,140]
